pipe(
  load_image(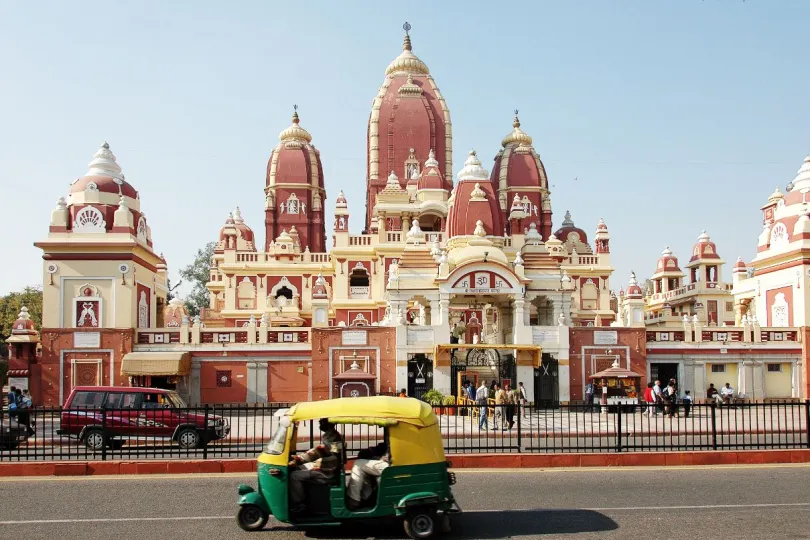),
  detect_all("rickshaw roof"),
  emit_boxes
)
[289,396,437,427]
